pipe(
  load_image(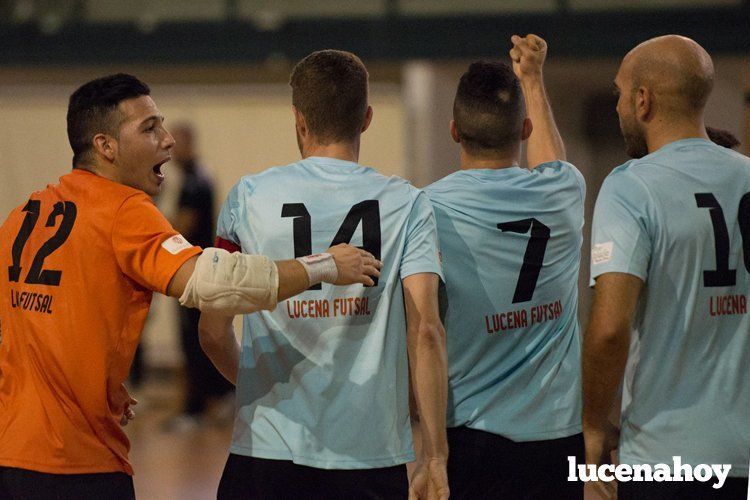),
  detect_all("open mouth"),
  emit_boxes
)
[152,158,169,180]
